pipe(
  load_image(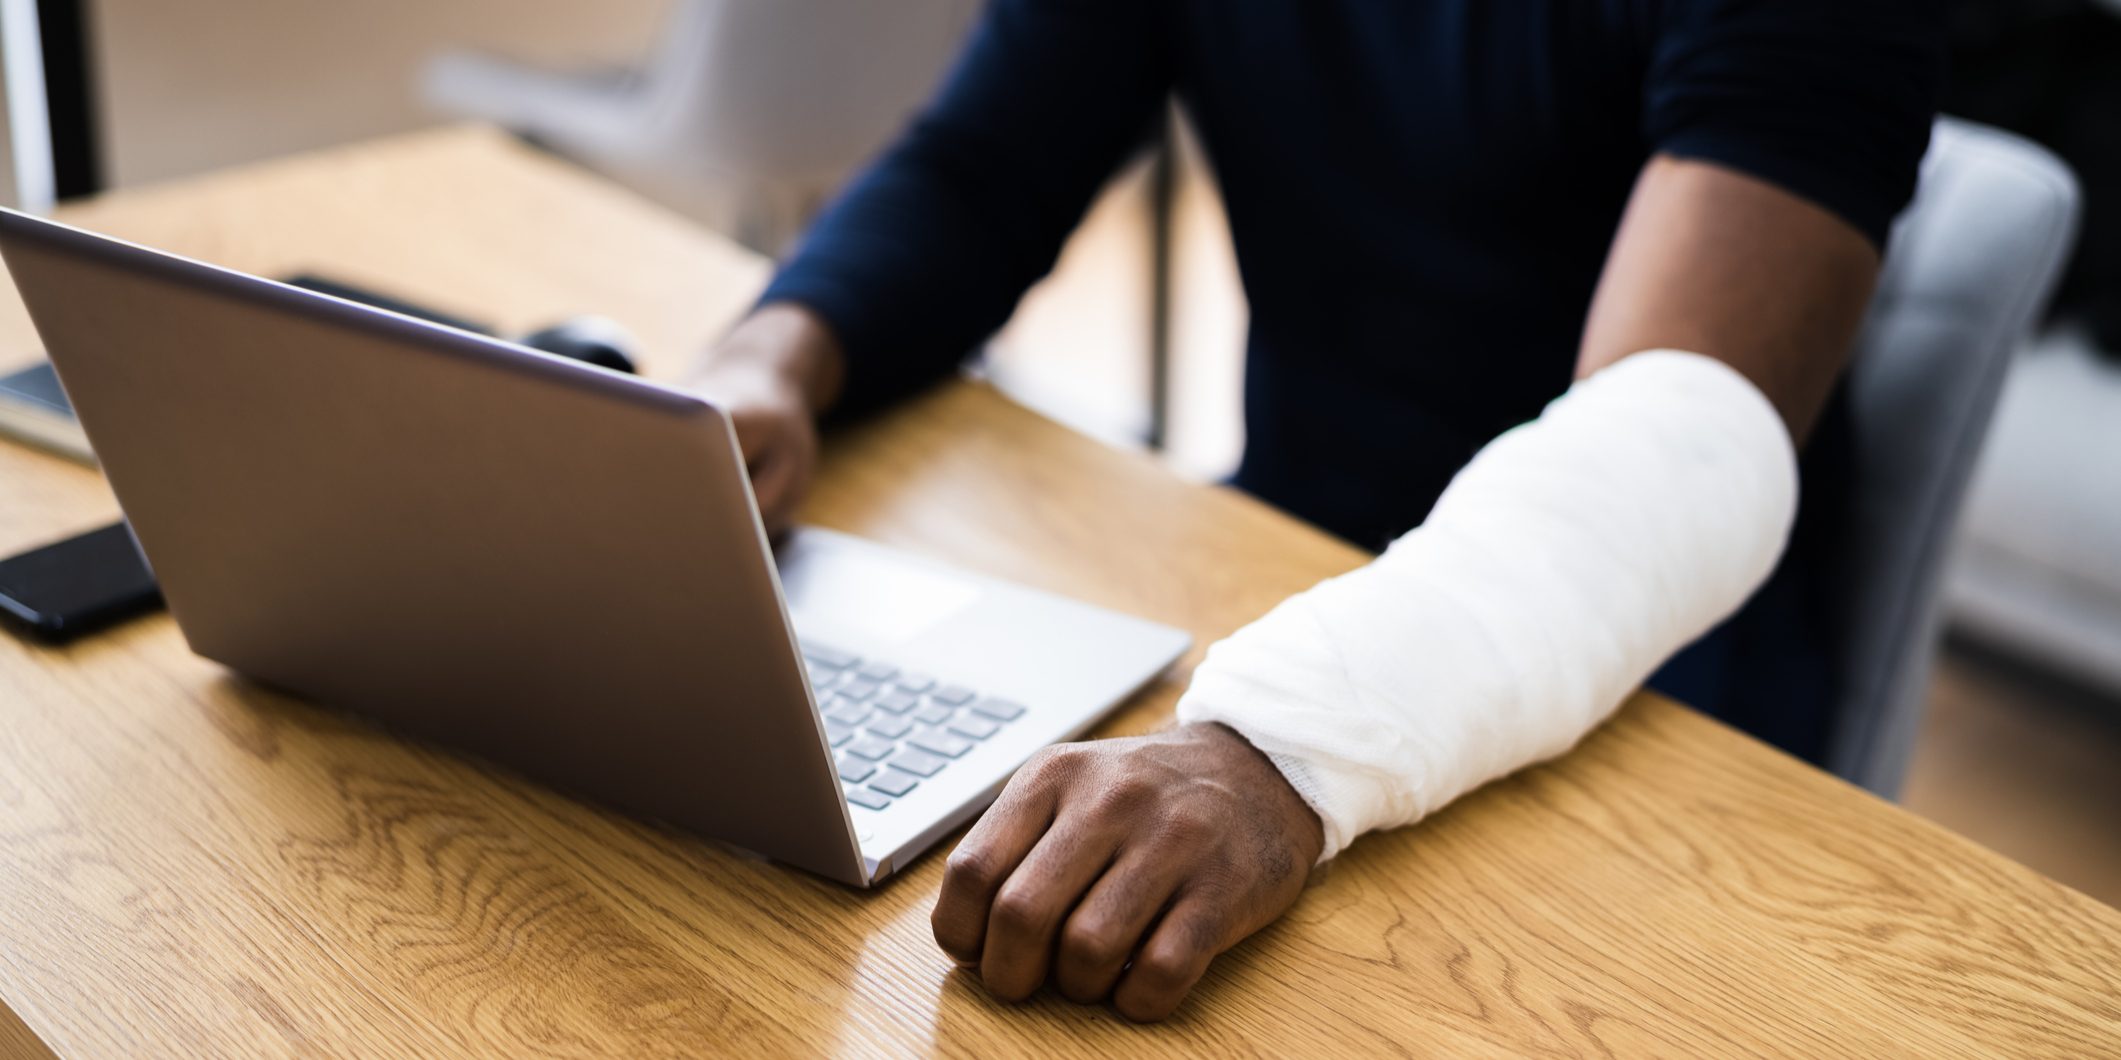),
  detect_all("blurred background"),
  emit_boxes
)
[1,0,2115,903]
